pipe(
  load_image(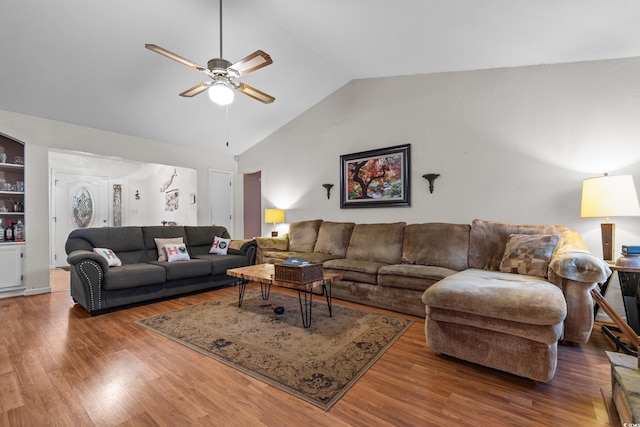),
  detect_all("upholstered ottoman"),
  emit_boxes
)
[421,268,567,382]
